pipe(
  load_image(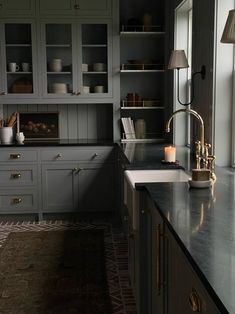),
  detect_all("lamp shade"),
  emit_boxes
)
[221,9,235,43]
[168,50,189,69]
